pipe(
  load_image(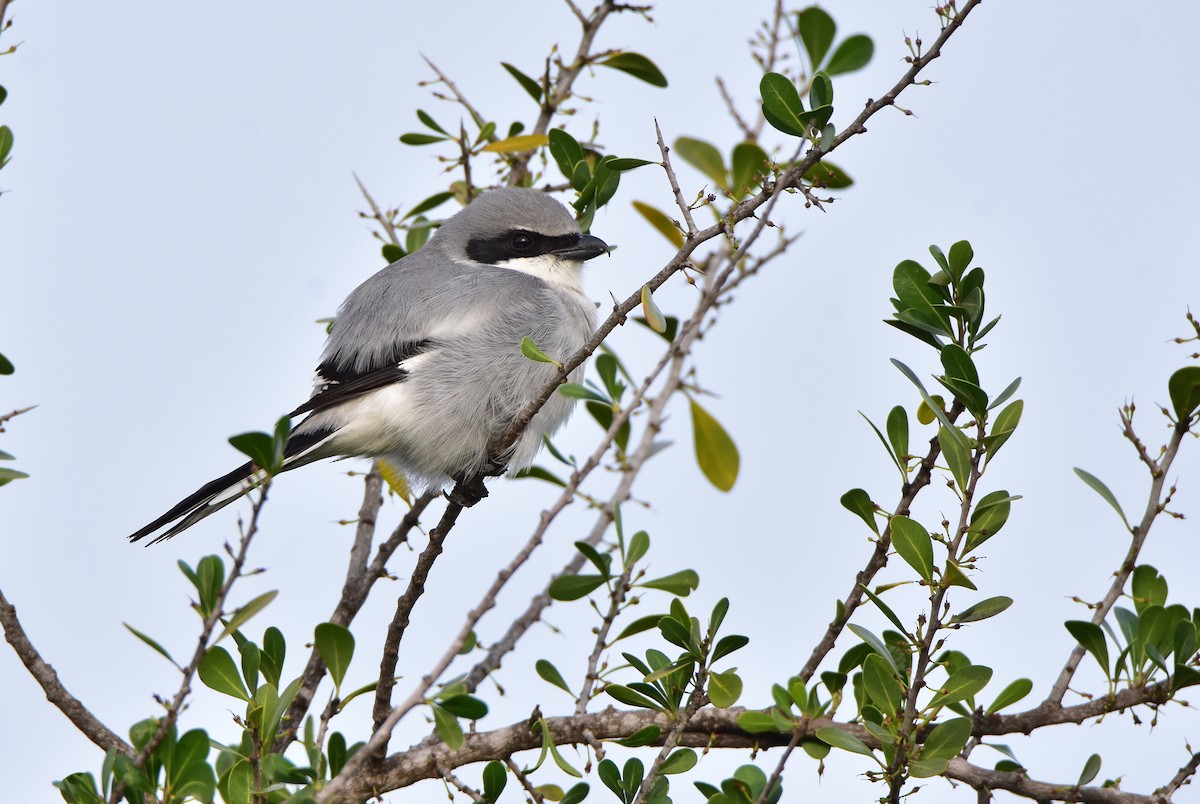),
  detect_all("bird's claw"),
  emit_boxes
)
[447,474,490,507]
